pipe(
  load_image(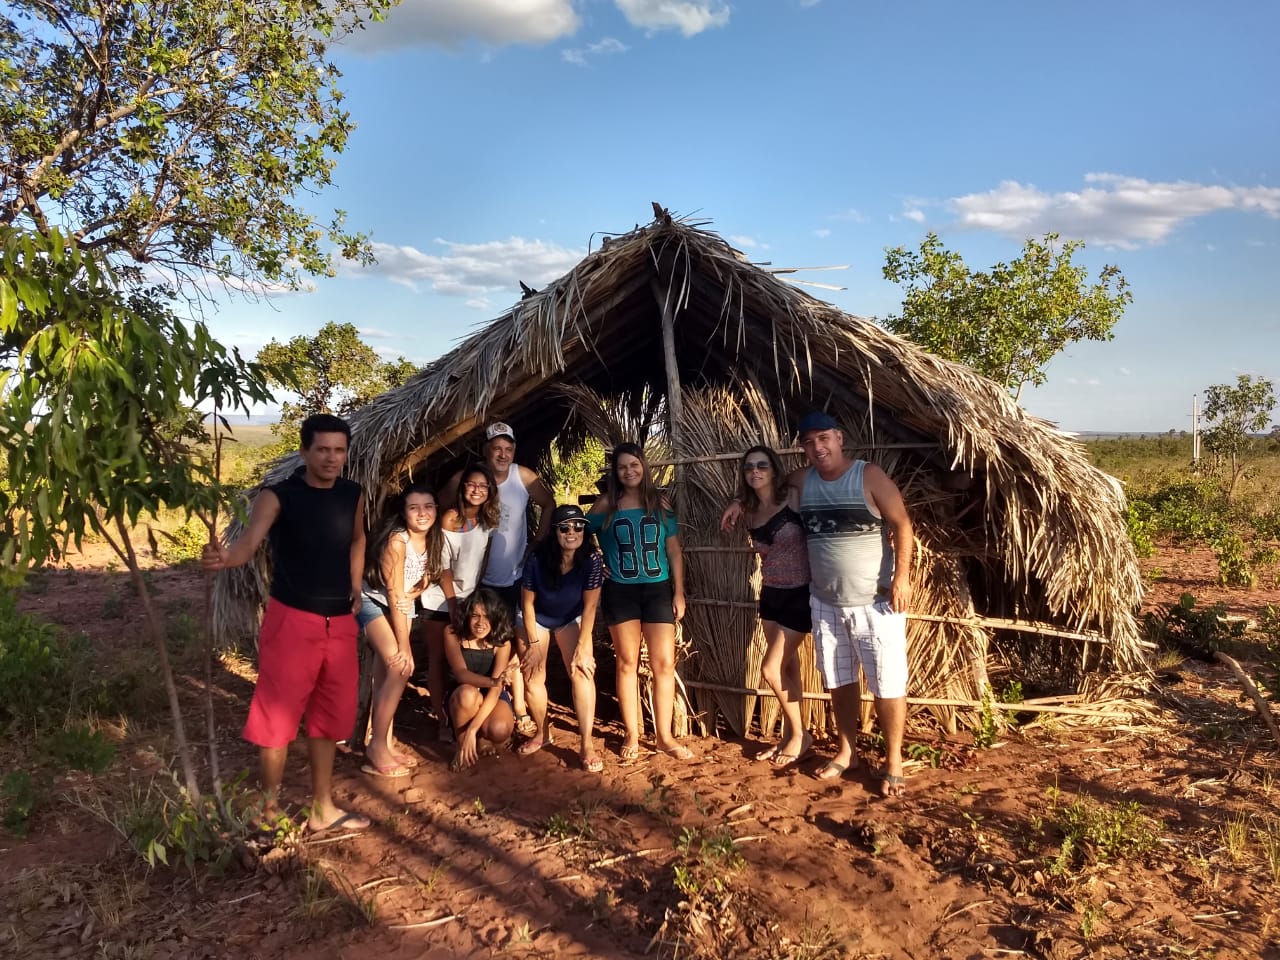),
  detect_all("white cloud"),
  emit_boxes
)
[830,208,865,223]
[465,298,492,310]
[357,326,396,340]
[948,174,1280,248]
[902,209,925,223]
[562,36,628,65]
[1087,378,1102,386]
[347,0,579,51]
[343,236,585,299]
[1064,377,1079,385]
[615,0,730,36]
[799,0,822,6]
[729,234,761,249]
[813,228,832,239]
[1118,367,1132,376]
